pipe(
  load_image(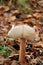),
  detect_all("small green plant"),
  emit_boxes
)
[0,45,11,57]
